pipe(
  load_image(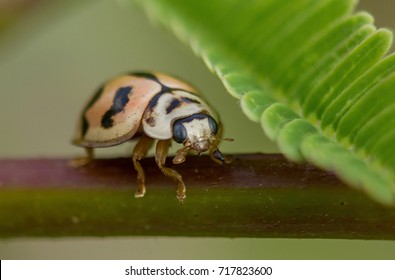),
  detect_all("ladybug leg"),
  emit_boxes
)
[155,139,186,203]
[132,136,154,198]
[85,147,94,161]
[69,147,94,167]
